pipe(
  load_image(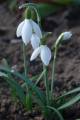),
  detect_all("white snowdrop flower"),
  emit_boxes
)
[30,45,51,66]
[16,21,24,37]
[63,32,72,40]
[21,19,32,45]
[31,33,40,49]
[30,20,42,38]
[16,19,42,47]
